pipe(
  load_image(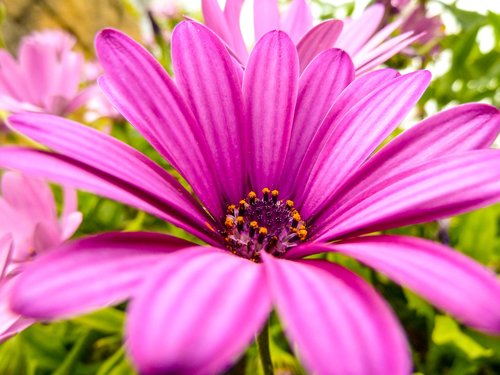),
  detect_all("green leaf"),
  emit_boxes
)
[72,308,125,335]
